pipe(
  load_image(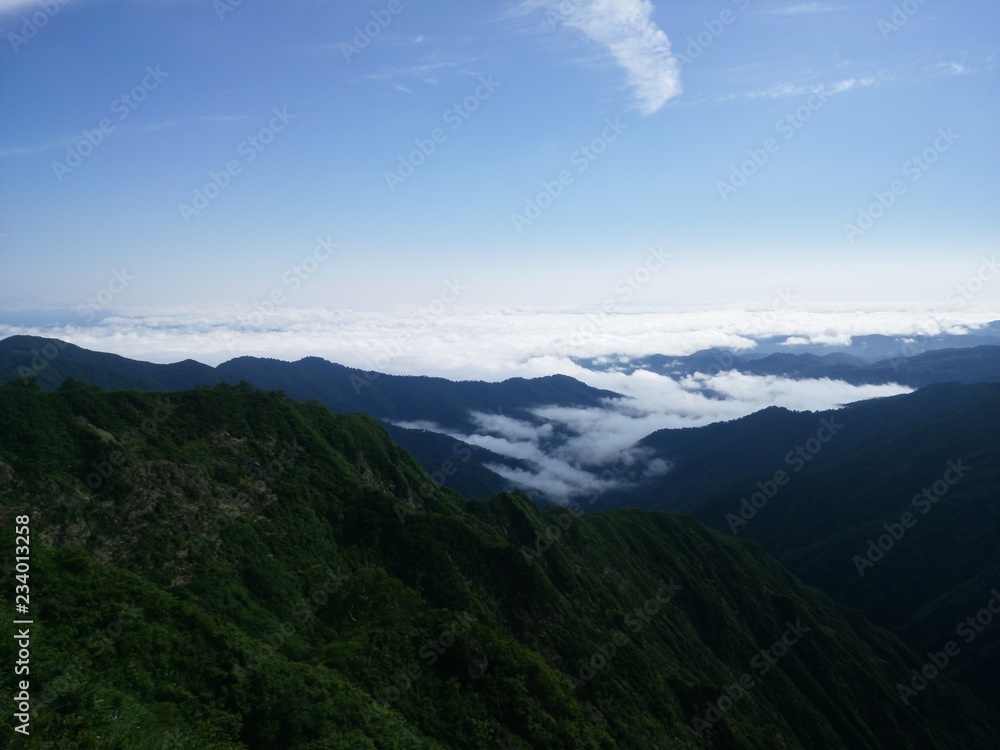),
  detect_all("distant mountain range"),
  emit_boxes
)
[0,336,619,425]
[579,321,1000,364]
[575,342,1000,388]
[4,335,999,503]
[0,335,621,500]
